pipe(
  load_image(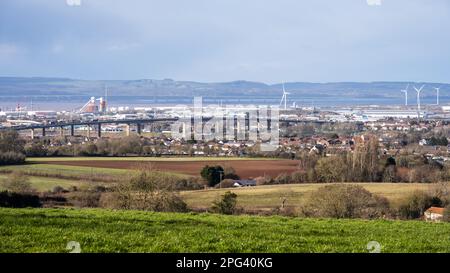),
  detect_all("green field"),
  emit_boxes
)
[0,163,129,182]
[181,183,432,210]
[0,208,449,253]
[0,163,188,189]
[0,174,89,192]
